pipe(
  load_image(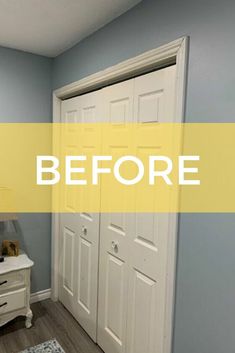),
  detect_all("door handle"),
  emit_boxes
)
[111,241,119,253]
[82,226,87,236]
[0,302,7,308]
[0,280,7,286]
